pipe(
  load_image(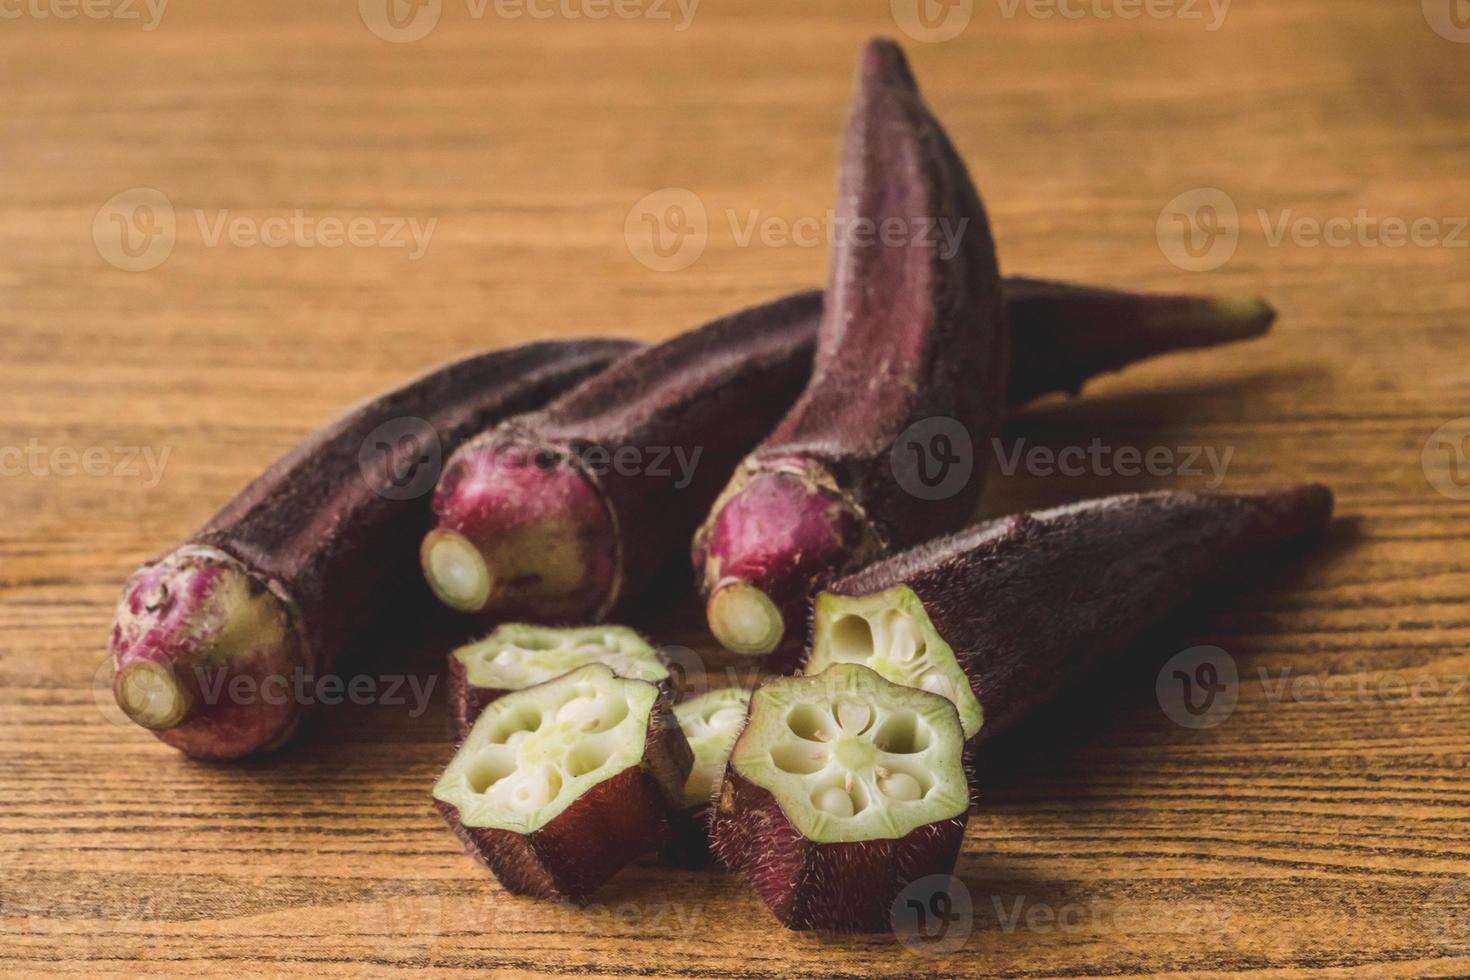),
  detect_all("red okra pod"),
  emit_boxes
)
[424,276,1270,633]
[806,485,1335,748]
[695,38,1009,661]
[110,339,635,760]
